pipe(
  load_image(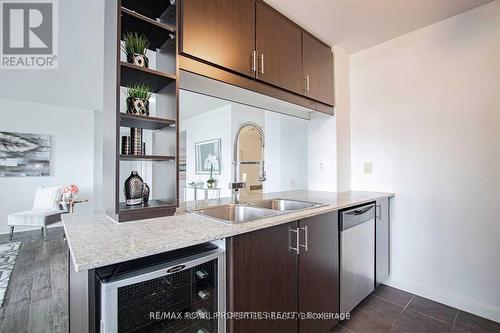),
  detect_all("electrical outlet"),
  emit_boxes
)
[364,162,373,174]
[319,161,325,171]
